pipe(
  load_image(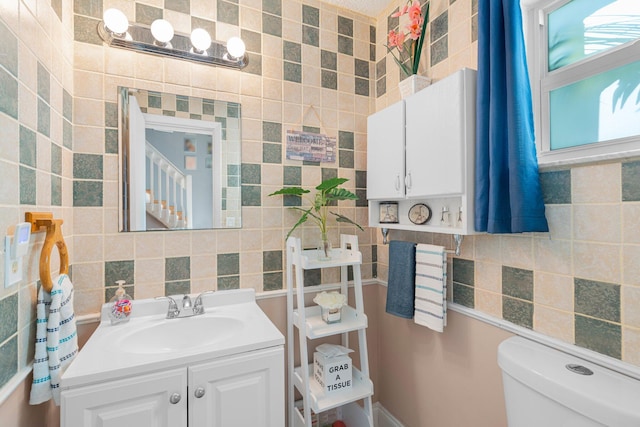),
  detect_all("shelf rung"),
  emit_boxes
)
[293,365,373,413]
[293,305,368,339]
